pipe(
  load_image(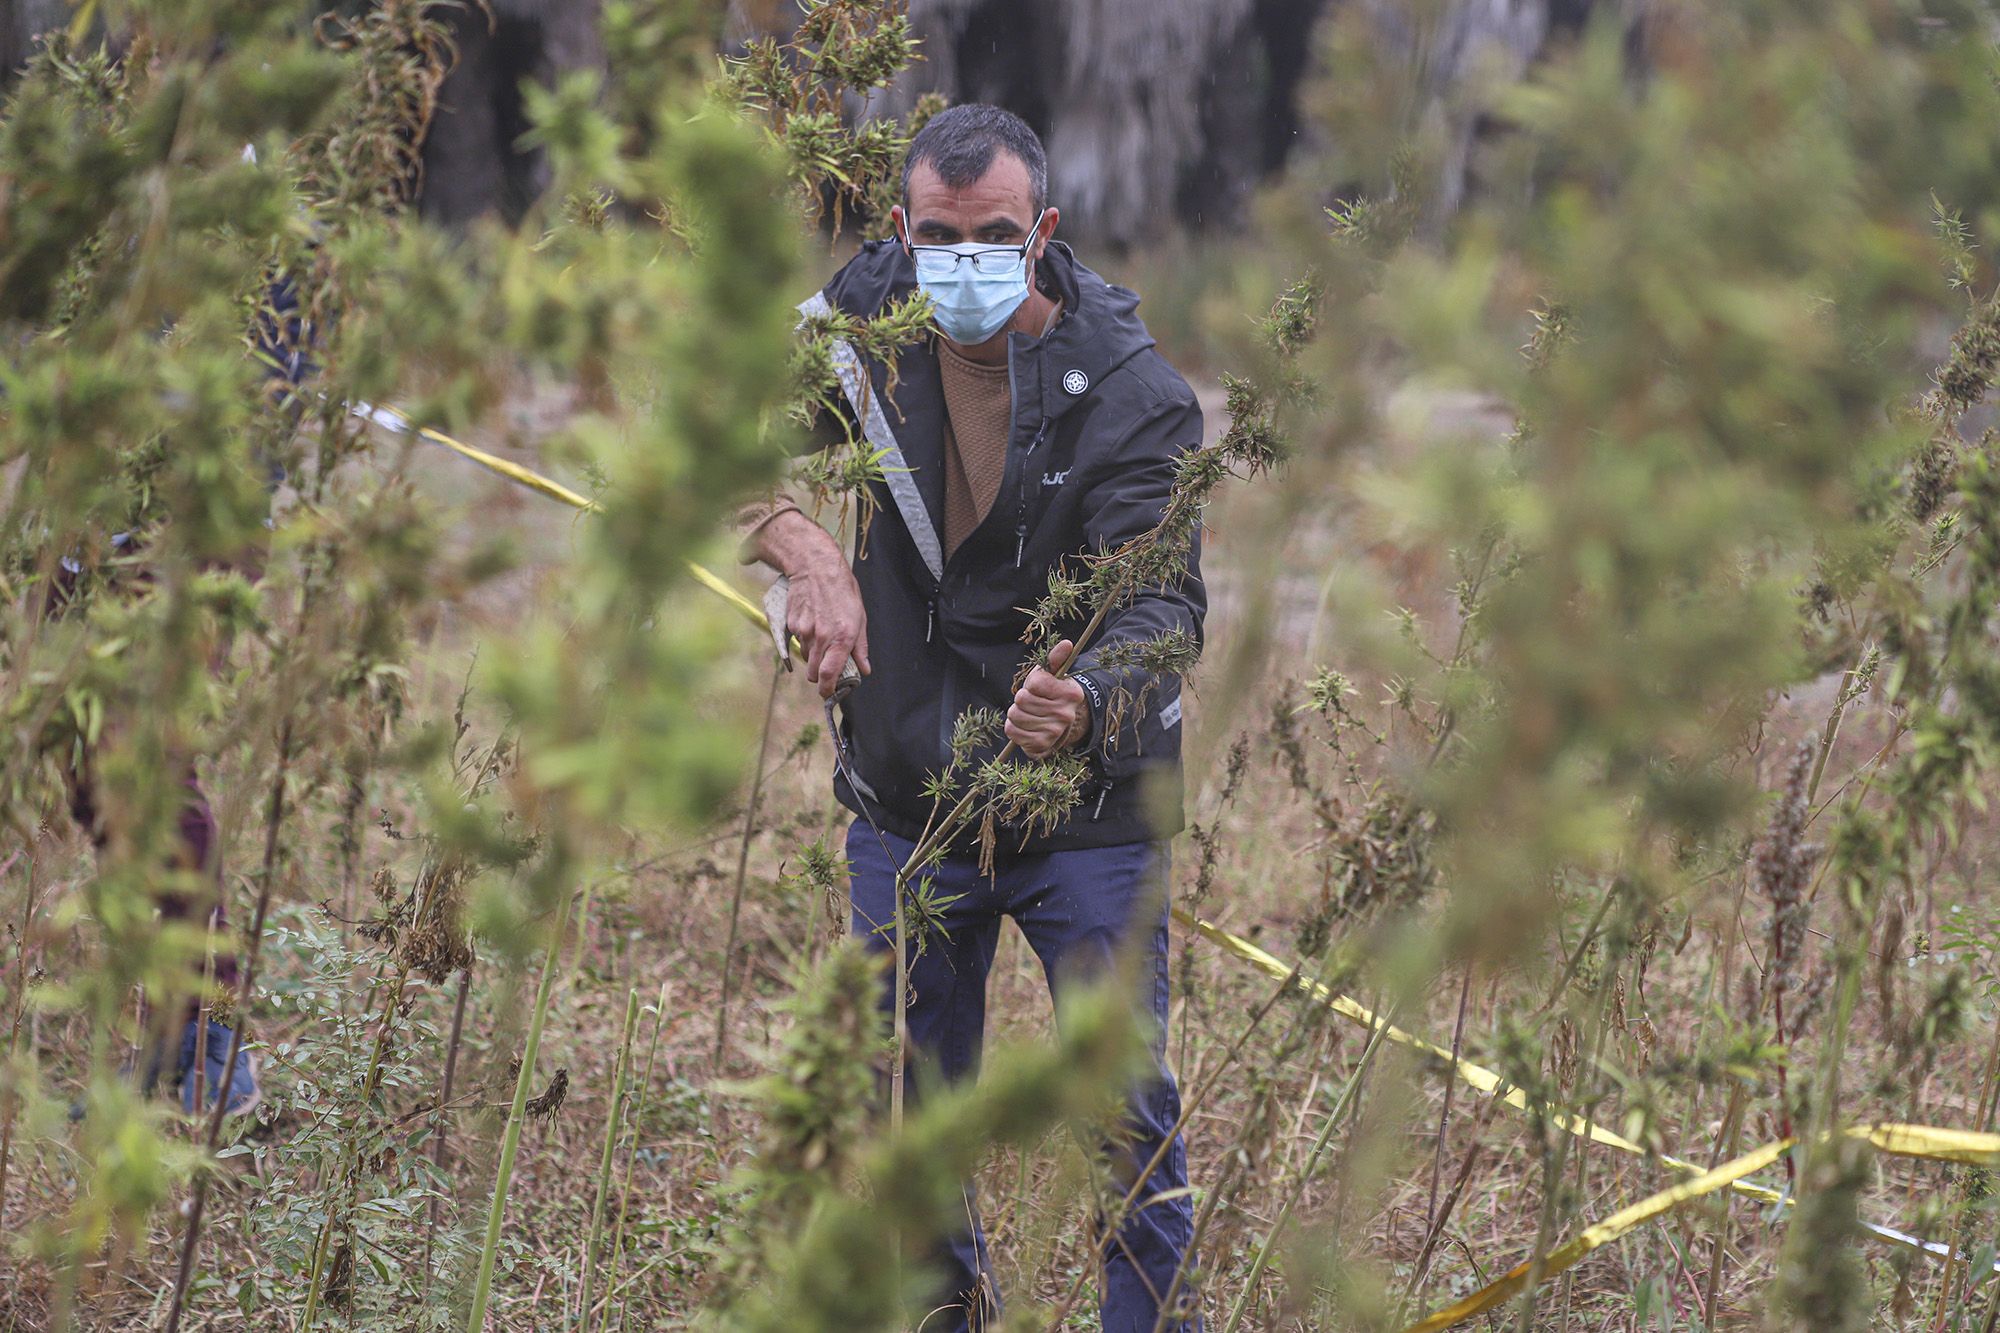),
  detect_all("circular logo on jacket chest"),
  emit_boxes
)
[1062,369,1089,396]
